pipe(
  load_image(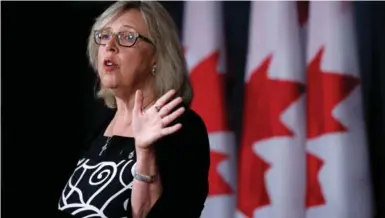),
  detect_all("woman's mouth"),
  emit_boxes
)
[103,59,118,72]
